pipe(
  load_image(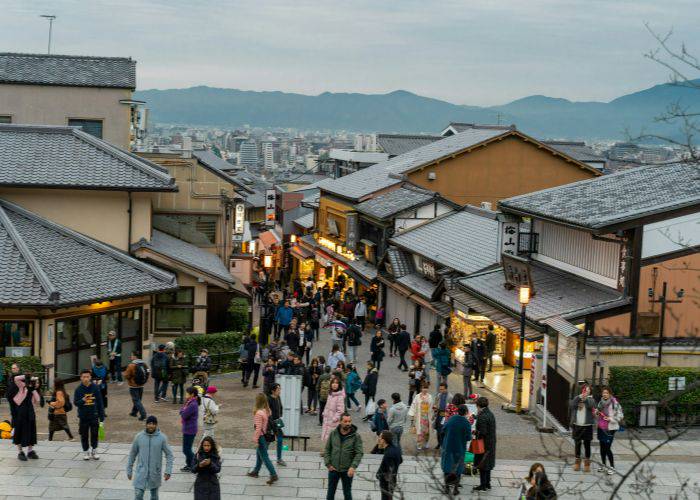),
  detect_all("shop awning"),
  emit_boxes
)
[259,229,281,249]
[449,289,543,340]
[542,316,581,337]
[430,300,452,318]
[316,254,334,267]
[290,245,313,261]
